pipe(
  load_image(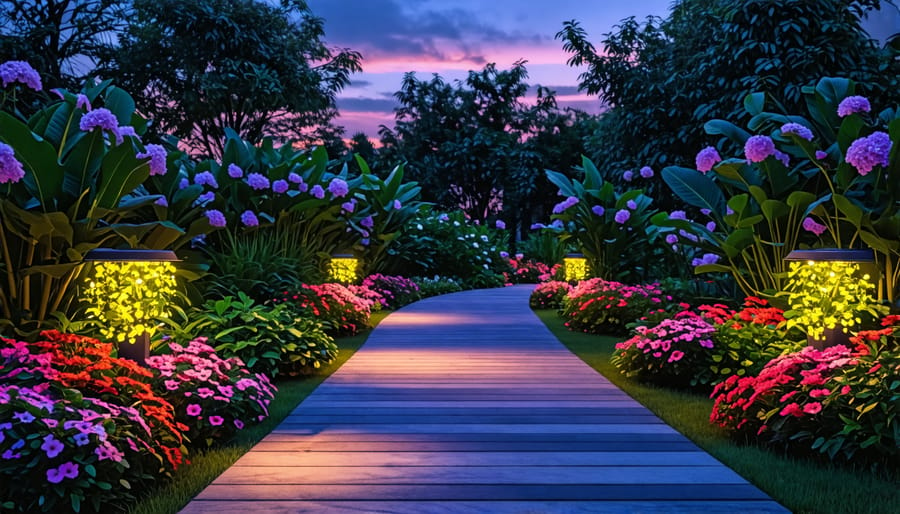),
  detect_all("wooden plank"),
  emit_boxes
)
[245,441,702,452]
[259,431,691,443]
